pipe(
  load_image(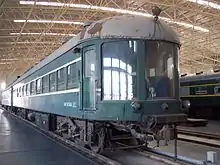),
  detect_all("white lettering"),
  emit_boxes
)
[64,101,77,107]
